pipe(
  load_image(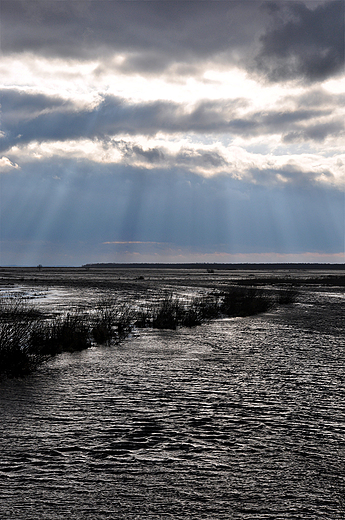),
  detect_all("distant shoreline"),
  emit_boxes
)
[82,262,345,270]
